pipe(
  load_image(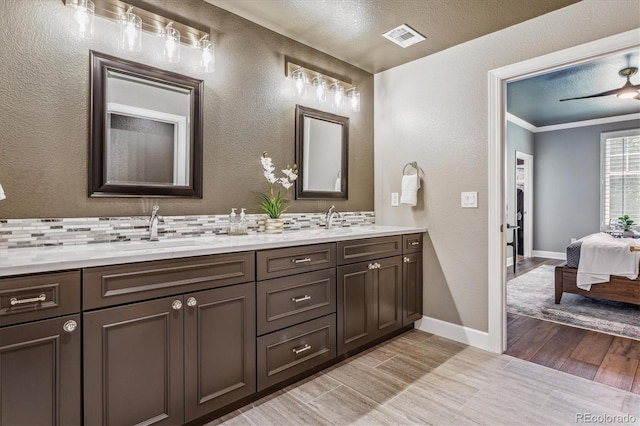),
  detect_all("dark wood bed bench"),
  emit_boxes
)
[554,265,640,305]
